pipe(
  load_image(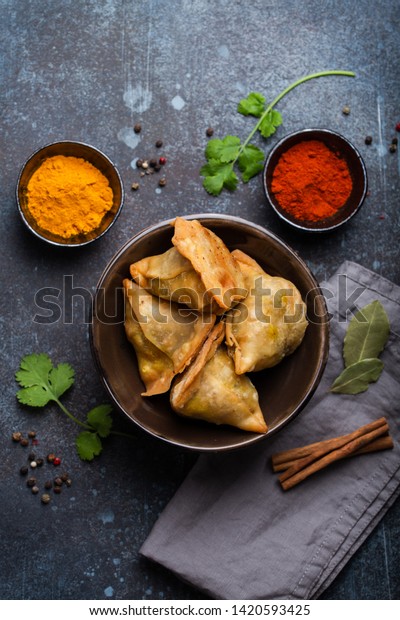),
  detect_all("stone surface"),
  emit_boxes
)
[1,0,399,601]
